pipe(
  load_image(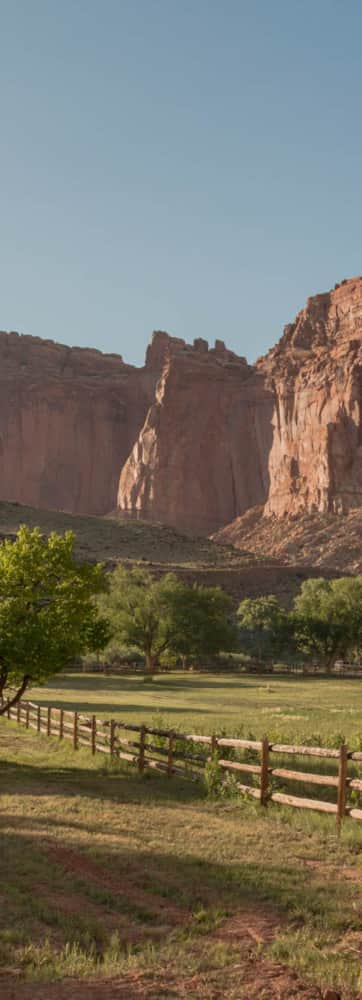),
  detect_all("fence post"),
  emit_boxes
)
[17,701,21,724]
[7,699,10,720]
[59,709,64,740]
[91,714,96,755]
[337,743,348,833]
[110,719,116,757]
[37,705,41,732]
[138,725,146,773]
[73,711,78,751]
[260,736,270,807]
[25,703,30,729]
[167,731,174,778]
[47,706,52,737]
